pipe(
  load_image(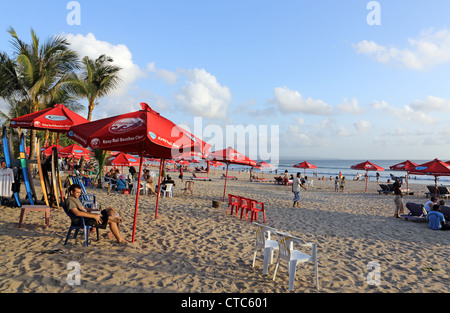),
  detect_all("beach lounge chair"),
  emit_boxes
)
[274,176,284,185]
[272,233,319,290]
[222,173,238,180]
[377,184,393,195]
[62,202,99,247]
[437,186,450,199]
[252,223,279,275]
[401,202,427,222]
[425,185,438,198]
[191,173,211,181]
